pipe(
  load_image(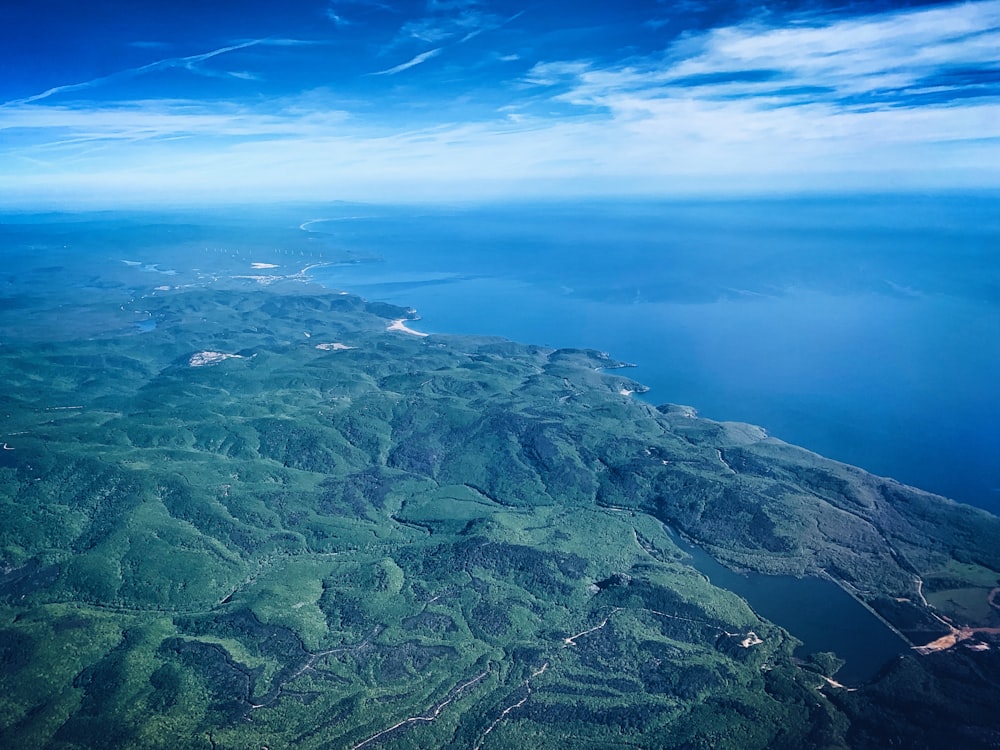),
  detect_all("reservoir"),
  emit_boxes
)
[673,532,908,684]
